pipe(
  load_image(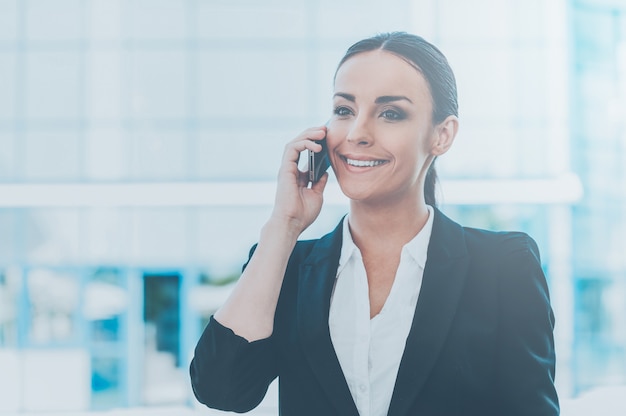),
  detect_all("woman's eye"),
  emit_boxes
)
[381,109,404,120]
[334,106,352,116]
